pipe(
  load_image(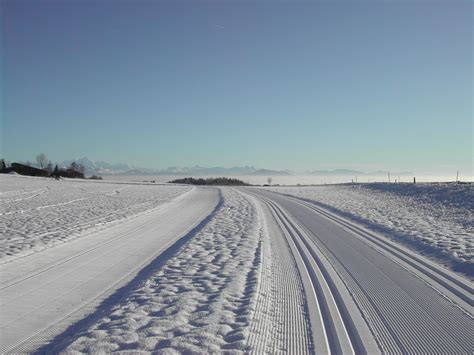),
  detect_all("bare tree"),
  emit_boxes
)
[267,177,272,185]
[69,161,78,171]
[36,153,48,169]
